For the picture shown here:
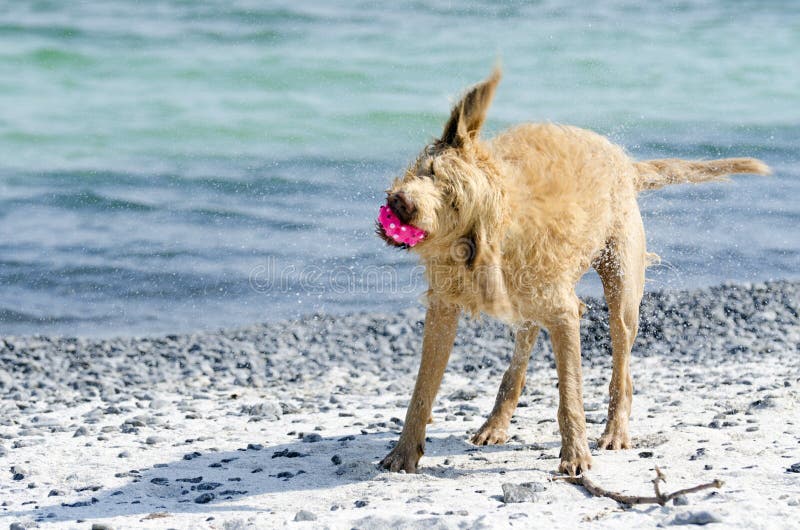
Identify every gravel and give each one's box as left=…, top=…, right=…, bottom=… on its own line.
left=0, top=281, right=795, bottom=409
left=0, top=280, right=797, bottom=528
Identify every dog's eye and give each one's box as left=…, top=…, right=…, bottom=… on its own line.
left=450, top=200, right=459, bottom=211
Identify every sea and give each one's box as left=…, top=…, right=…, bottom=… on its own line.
left=0, top=1, right=797, bottom=337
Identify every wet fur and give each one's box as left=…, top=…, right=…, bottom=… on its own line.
left=379, top=67, right=770, bottom=475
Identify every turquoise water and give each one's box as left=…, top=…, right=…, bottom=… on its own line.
left=1, top=1, right=798, bottom=336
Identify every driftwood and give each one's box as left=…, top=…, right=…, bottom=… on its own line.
left=554, top=466, right=723, bottom=506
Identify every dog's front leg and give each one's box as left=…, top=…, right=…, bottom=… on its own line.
left=472, top=321, right=539, bottom=445
left=380, top=299, right=460, bottom=473
left=548, top=315, right=592, bottom=476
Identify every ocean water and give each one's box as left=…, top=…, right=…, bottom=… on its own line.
left=0, top=1, right=798, bottom=337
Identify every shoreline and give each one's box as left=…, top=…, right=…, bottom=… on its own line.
left=1, top=279, right=798, bottom=528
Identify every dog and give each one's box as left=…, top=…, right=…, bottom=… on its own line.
left=376, top=67, right=769, bottom=476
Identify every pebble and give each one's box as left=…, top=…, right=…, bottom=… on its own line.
left=73, top=426, right=89, bottom=437
left=194, top=493, right=215, bottom=504
left=294, top=510, right=317, bottom=521
left=176, top=476, right=203, bottom=484
left=302, top=433, right=322, bottom=443
left=660, top=510, right=721, bottom=526
left=672, top=495, right=689, bottom=506
left=501, top=482, right=545, bottom=503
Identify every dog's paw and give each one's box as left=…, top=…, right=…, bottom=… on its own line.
left=597, top=426, right=631, bottom=450
left=558, top=442, right=592, bottom=477
left=379, top=441, right=424, bottom=473
left=470, top=419, right=510, bottom=445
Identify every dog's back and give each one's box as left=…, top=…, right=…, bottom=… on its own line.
left=489, top=123, right=639, bottom=287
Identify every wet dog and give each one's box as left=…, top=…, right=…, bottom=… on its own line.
left=377, top=67, right=769, bottom=475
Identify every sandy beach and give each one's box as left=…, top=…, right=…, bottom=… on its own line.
left=0, top=280, right=798, bottom=529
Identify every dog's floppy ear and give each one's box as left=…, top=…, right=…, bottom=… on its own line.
left=440, top=66, right=502, bottom=148
left=464, top=224, right=512, bottom=318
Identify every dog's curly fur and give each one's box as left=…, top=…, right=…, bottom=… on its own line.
left=378, top=67, right=770, bottom=475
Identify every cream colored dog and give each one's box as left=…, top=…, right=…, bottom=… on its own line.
left=377, top=68, right=769, bottom=475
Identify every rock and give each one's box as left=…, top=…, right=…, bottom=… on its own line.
left=673, top=495, right=689, bottom=506
left=448, top=389, right=478, bottom=401
left=183, top=451, right=202, bottom=460
left=176, top=476, right=203, bottom=484
left=331, top=455, right=342, bottom=465
left=355, top=499, right=369, bottom=508
left=149, top=399, right=169, bottom=410
left=196, top=482, right=221, bottom=491
left=240, top=401, right=281, bottom=420
left=145, top=436, right=164, bottom=445
left=302, top=433, right=322, bottom=443
left=73, top=426, right=89, bottom=437
left=501, top=482, right=545, bottom=503
left=660, top=510, right=721, bottom=526
left=272, top=449, right=306, bottom=458
left=91, top=524, right=114, bottom=530
left=294, top=510, right=317, bottom=521
left=150, top=478, right=169, bottom=486
left=787, top=463, right=800, bottom=473
left=194, top=493, right=215, bottom=504
left=117, top=451, right=130, bottom=458
left=246, top=443, right=263, bottom=451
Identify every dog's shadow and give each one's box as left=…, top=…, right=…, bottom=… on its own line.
left=7, top=430, right=547, bottom=524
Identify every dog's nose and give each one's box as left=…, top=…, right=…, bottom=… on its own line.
left=388, top=191, right=416, bottom=224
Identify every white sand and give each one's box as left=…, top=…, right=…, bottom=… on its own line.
left=2, top=352, right=799, bottom=529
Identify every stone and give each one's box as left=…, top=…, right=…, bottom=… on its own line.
left=73, top=426, right=89, bottom=437
left=194, top=493, right=215, bottom=504
left=661, top=510, right=721, bottom=526
left=672, top=495, right=689, bottom=506
left=294, top=510, right=317, bottom=521
left=501, top=482, right=545, bottom=503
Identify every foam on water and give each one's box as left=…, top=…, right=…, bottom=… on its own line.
left=0, top=1, right=798, bottom=336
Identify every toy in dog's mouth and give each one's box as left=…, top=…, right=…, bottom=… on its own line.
left=376, top=204, right=427, bottom=248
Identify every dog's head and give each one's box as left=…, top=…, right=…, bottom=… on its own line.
left=380, top=67, right=512, bottom=317
left=380, top=67, right=506, bottom=268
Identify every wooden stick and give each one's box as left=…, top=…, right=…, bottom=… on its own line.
left=553, top=467, right=723, bottom=506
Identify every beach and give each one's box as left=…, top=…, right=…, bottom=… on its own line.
left=1, top=2, right=799, bottom=528
left=1, top=280, right=798, bottom=529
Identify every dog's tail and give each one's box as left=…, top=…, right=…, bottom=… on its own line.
left=633, top=158, right=770, bottom=192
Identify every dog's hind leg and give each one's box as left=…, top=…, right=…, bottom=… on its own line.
left=594, top=216, right=646, bottom=450
left=380, top=298, right=460, bottom=473
left=471, top=321, right=539, bottom=445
